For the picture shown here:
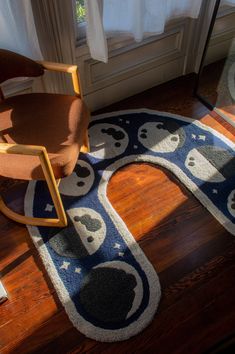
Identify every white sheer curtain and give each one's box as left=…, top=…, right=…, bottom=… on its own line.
left=85, top=0, right=203, bottom=63
left=0, top=0, right=42, bottom=59
left=31, top=0, right=77, bottom=94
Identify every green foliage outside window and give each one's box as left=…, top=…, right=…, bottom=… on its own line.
left=76, top=0, right=86, bottom=23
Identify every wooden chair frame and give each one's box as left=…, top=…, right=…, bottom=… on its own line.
left=0, top=143, right=67, bottom=227
left=0, top=60, right=90, bottom=227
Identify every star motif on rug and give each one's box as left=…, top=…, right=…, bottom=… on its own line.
left=45, top=204, right=54, bottom=212
left=60, top=261, right=70, bottom=270
left=118, top=252, right=124, bottom=257
left=198, top=135, right=206, bottom=141
left=133, top=145, right=138, bottom=149
left=118, top=118, right=123, bottom=122
left=212, top=189, right=218, bottom=194
left=114, top=243, right=121, bottom=249
left=126, top=120, right=130, bottom=124
left=75, top=267, right=82, bottom=274
left=191, top=134, right=196, bottom=140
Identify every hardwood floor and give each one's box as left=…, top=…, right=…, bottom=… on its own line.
left=1, top=74, right=235, bottom=353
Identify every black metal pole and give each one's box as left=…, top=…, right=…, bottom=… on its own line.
left=194, top=0, right=221, bottom=109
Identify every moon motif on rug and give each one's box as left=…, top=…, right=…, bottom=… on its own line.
left=49, top=207, right=106, bottom=258
left=89, top=123, right=129, bottom=159
left=25, top=109, right=235, bottom=342
left=138, top=120, right=185, bottom=153
left=185, top=146, right=235, bottom=182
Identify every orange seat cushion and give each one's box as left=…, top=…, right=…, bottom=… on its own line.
left=0, top=93, right=89, bottom=180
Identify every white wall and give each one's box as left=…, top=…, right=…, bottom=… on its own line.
left=76, top=1, right=235, bottom=111
left=204, top=8, right=235, bottom=65
left=2, top=1, right=235, bottom=109
left=76, top=17, right=197, bottom=111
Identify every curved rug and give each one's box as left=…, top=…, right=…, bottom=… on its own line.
left=25, top=109, right=235, bottom=342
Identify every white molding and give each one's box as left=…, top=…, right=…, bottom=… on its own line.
left=84, top=25, right=185, bottom=93
left=84, top=59, right=185, bottom=111
left=77, top=19, right=190, bottom=110
left=76, top=2, right=235, bottom=111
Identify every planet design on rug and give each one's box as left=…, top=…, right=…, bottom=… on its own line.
left=49, top=207, right=106, bottom=258
left=79, top=261, right=143, bottom=324
left=89, top=123, right=129, bottom=159
left=59, top=160, right=94, bottom=196
left=138, top=120, right=185, bottom=153
left=185, top=145, right=235, bottom=182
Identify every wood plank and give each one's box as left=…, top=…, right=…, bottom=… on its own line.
left=1, top=73, right=235, bottom=353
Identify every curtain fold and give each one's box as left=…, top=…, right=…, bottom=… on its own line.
left=31, top=0, right=77, bottom=94
left=0, top=0, right=42, bottom=59
left=85, top=0, right=108, bottom=63
left=85, top=0, right=204, bottom=63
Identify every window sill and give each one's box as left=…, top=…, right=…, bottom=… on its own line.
left=76, top=35, right=136, bottom=58
left=75, top=17, right=193, bottom=61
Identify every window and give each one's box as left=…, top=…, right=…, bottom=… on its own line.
left=75, top=0, right=86, bottom=41
left=76, top=0, right=85, bottom=23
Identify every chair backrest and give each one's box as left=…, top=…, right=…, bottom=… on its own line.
left=0, top=49, right=44, bottom=84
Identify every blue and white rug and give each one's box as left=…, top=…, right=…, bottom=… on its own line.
left=25, top=109, right=235, bottom=342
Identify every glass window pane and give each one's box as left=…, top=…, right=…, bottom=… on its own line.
left=76, top=0, right=86, bottom=24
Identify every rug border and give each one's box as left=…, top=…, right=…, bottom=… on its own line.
left=24, top=108, right=235, bottom=342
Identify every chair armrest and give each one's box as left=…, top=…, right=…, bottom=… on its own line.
left=0, top=142, right=46, bottom=156
left=37, top=60, right=81, bottom=97
left=0, top=142, right=53, bottom=183
left=37, top=61, right=77, bottom=74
